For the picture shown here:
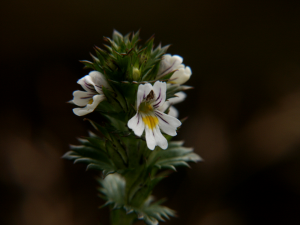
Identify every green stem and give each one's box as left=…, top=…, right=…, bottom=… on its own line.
left=110, top=208, right=136, bottom=225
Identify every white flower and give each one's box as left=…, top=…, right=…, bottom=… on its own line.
left=158, top=91, right=187, bottom=118
left=157, top=54, right=192, bottom=85
left=72, top=71, right=111, bottom=116
left=127, top=81, right=182, bottom=150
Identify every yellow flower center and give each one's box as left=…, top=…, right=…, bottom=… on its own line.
left=142, top=115, right=159, bottom=130
left=139, top=102, right=153, bottom=114
left=88, top=99, right=93, bottom=104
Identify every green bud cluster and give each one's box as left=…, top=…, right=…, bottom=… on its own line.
left=81, top=30, right=169, bottom=82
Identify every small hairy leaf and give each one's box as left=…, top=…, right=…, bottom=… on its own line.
left=148, top=141, right=202, bottom=170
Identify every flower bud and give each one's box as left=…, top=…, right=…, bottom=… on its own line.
left=132, top=67, right=141, bottom=80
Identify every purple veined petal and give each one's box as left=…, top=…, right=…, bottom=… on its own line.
left=152, top=81, right=166, bottom=109
left=137, top=83, right=152, bottom=108
left=73, top=94, right=106, bottom=116
left=77, top=75, right=97, bottom=92
left=72, top=90, right=93, bottom=106
left=89, top=71, right=111, bottom=94
left=157, top=54, right=183, bottom=77
left=137, top=90, right=144, bottom=109
left=156, top=91, right=185, bottom=117
left=127, top=113, right=145, bottom=136
left=157, top=101, right=169, bottom=114
left=153, top=98, right=162, bottom=109
left=157, top=103, right=179, bottom=118
left=155, top=110, right=181, bottom=136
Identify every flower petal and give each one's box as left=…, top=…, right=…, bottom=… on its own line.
left=170, top=66, right=192, bottom=85
left=137, top=83, right=153, bottom=108
left=127, top=113, right=145, bottom=136
left=145, top=126, right=156, bottom=150
left=157, top=92, right=186, bottom=117
left=155, top=111, right=181, bottom=136
left=77, top=75, right=96, bottom=92
left=168, top=91, right=187, bottom=105
left=158, top=54, right=183, bottom=77
left=144, top=125, right=168, bottom=150
left=157, top=101, right=169, bottom=114
left=153, top=126, right=168, bottom=149
left=168, top=106, right=179, bottom=118
left=152, top=81, right=166, bottom=109
left=72, top=90, right=94, bottom=106
left=89, top=71, right=110, bottom=94
left=157, top=103, right=179, bottom=118
left=73, top=94, right=105, bottom=116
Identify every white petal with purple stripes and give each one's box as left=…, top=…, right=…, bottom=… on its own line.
left=152, top=81, right=166, bottom=109
left=73, top=90, right=94, bottom=106
left=157, top=54, right=183, bottom=77
left=157, top=91, right=186, bottom=118
left=157, top=54, right=192, bottom=84
left=71, top=71, right=111, bottom=116
left=136, top=83, right=152, bottom=108
left=73, top=94, right=105, bottom=116
left=155, top=111, right=181, bottom=136
left=127, top=81, right=181, bottom=150
left=128, top=113, right=145, bottom=136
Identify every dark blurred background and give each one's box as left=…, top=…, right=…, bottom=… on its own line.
left=1, top=0, right=300, bottom=224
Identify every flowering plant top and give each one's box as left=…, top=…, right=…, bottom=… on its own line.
left=64, top=30, right=201, bottom=225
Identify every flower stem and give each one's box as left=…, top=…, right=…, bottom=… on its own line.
left=110, top=208, right=136, bottom=225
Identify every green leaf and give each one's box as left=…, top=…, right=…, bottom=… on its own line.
left=110, top=84, right=128, bottom=112
left=81, top=136, right=106, bottom=150
left=94, top=46, right=108, bottom=65
left=97, top=174, right=176, bottom=225
left=125, top=165, right=148, bottom=204
left=152, top=44, right=170, bottom=59
left=63, top=145, right=117, bottom=176
left=104, top=37, right=119, bottom=53
left=110, top=134, right=128, bottom=165
left=131, top=30, right=140, bottom=47
left=80, top=60, right=95, bottom=70
left=112, top=30, right=123, bottom=45
left=156, top=71, right=175, bottom=82
left=111, top=82, right=139, bottom=112
left=84, top=119, right=113, bottom=142
left=106, top=141, right=127, bottom=170
left=101, top=112, right=129, bottom=132
left=98, top=173, right=126, bottom=208
left=136, top=196, right=176, bottom=225
left=129, top=175, right=162, bottom=207
left=101, top=86, right=124, bottom=112
left=144, top=35, right=154, bottom=56
left=147, top=141, right=202, bottom=170
left=141, top=65, right=155, bottom=81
